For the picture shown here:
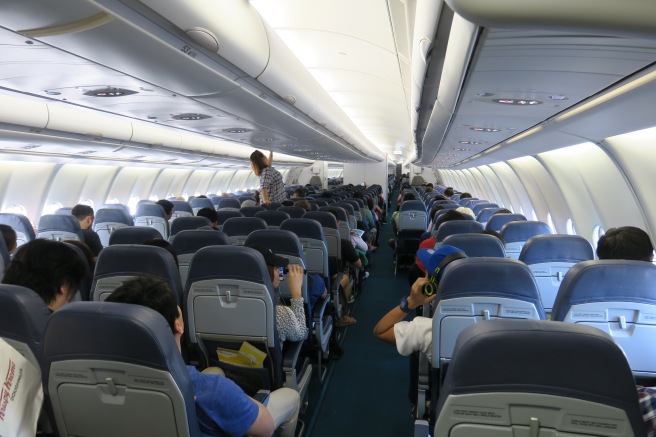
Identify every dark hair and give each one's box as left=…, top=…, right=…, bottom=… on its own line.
left=495, top=208, right=512, bottom=214
left=249, top=150, right=269, bottom=176
left=426, top=183, right=434, bottom=189
left=197, top=207, right=219, bottom=224
left=366, top=197, right=374, bottom=209
left=433, top=194, right=447, bottom=201
left=443, top=188, right=454, bottom=197
left=293, top=188, right=306, bottom=197
left=156, top=199, right=174, bottom=215
left=106, top=276, right=179, bottom=333
left=143, top=239, right=179, bottom=267
left=319, top=190, right=333, bottom=199
left=596, top=226, right=654, bottom=262
left=459, top=192, right=472, bottom=199
left=433, top=210, right=468, bottom=233
left=2, top=239, right=86, bottom=306
left=0, top=224, right=17, bottom=253
left=480, top=230, right=505, bottom=245
left=64, top=239, right=96, bottom=270
left=402, top=192, right=416, bottom=202
left=294, top=199, right=312, bottom=212
left=71, top=204, right=94, bottom=220
left=197, top=195, right=208, bottom=199
left=352, top=191, right=364, bottom=200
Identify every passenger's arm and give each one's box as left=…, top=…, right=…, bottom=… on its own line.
left=268, top=150, right=273, bottom=166
left=373, top=278, right=432, bottom=345
left=246, top=398, right=275, bottom=437
left=261, top=187, right=270, bottom=205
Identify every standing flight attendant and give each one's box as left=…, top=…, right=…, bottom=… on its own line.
left=250, top=150, right=285, bottom=205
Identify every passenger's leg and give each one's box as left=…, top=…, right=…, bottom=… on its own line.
left=267, top=387, right=300, bottom=437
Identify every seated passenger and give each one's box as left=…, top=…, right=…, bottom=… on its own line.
left=0, top=223, right=17, bottom=255
left=455, top=206, right=475, bottom=219
left=244, top=244, right=309, bottom=344
left=292, top=188, right=306, bottom=198
left=71, top=204, right=103, bottom=257
left=197, top=207, right=220, bottom=230
left=241, top=199, right=257, bottom=208
left=2, top=239, right=86, bottom=311
left=156, top=199, right=175, bottom=220
left=143, top=238, right=179, bottom=267
left=596, top=226, right=654, bottom=261
left=106, top=275, right=299, bottom=437
left=443, top=187, right=454, bottom=199
left=293, top=199, right=312, bottom=212
left=459, top=192, right=472, bottom=200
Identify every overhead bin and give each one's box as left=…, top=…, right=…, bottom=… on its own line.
left=47, top=103, right=133, bottom=141
left=0, top=94, right=49, bottom=129
left=130, top=120, right=182, bottom=149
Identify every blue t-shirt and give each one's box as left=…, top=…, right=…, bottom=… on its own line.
left=186, top=366, right=259, bottom=437
left=308, top=274, right=327, bottom=314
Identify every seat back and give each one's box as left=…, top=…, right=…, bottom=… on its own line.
left=189, top=197, right=214, bottom=214
left=441, top=233, right=506, bottom=258
left=134, top=204, right=169, bottom=239
left=398, top=200, right=427, bottom=231
left=93, top=208, right=134, bottom=247
left=334, top=202, right=357, bottom=229
left=435, top=319, right=646, bottom=437
left=255, top=210, right=291, bottom=229
left=472, top=202, right=498, bottom=216
left=261, top=202, right=283, bottom=210
left=239, top=206, right=265, bottom=217
left=318, top=206, right=350, bottom=240
left=217, top=197, right=241, bottom=210
left=500, top=220, right=553, bottom=259
left=0, top=236, right=8, bottom=282
left=519, top=234, right=594, bottom=313
left=185, top=245, right=282, bottom=392
left=280, top=219, right=329, bottom=279
left=221, top=217, right=268, bottom=245
left=484, top=213, right=526, bottom=232
left=552, top=260, right=656, bottom=378
left=475, top=207, right=501, bottom=227
left=36, top=214, right=84, bottom=241
left=215, top=210, right=244, bottom=230
left=108, top=226, right=163, bottom=245
left=434, top=221, right=484, bottom=242
left=278, top=206, right=306, bottom=218
left=91, top=245, right=183, bottom=304
left=44, top=302, right=201, bottom=437
left=0, top=212, right=35, bottom=247
left=170, top=230, right=230, bottom=286
left=170, top=200, right=193, bottom=220
left=302, top=211, right=341, bottom=272
left=432, top=257, right=545, bottom=366
left=170, top=216, right=211, bottom=236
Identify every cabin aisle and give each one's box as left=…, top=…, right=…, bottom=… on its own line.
left=306, top=191, right=416, bottom=436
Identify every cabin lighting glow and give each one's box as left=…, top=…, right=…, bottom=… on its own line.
left=492, top=99, right=542, bottom=106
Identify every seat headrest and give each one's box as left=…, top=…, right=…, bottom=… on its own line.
left=135, top=203, right=166, bottom=218
left=0, top=285, right=50, bottom=360
left=485, top=213, right=527, bottom=231
left=170, top=230, right=229, bottom=255
left=500, top=221, right=553, bottom=243
left=435, top=221, right=484, bottom=242
left=475, top=207, right=502, bottom=223
left=170, top=216, right=211, bottom=236
left=170, top=200, right=193, bottom=214
left=221, top=217, right=267, bottom=235
left=519, top=234, right=594, bottom=264
left=302, top=211, right=339, bottom=229
left=37, top=214, right=81, bottom=233
left=239, top=206, right=266, bottom=217
left=95, top=208, right=133, bottom=225
left=551, top=260, right=656, bottom=321
left=0, top=213, right=35, bottom=240
left=218, top=198, right=241, bottom=209
left=441, top=233, right=506, bottom=258
left=245, top=229, right=305, bottom=258
left=400, top=200, right=425, bottom=212
left=280, top=218, right=326, bottom=241
left=318, top=206, right=348, bottom=222
left=189, top=198, right=214, bottom=209
left=187, top=245, right=274, bottom=286
left=278, top=206, right=306, bottom=219
left=108, top=226, right=163, bottom=245
left=254, top=210, right=291, bottom=226
left=215, top=210, right=244, bottom=224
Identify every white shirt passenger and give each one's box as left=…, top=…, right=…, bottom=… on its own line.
left=393, top=316, right=433, bottom=363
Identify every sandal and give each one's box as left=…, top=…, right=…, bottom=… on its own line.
left=336, top=315, right=357, bottom=327
left=347, top=295, right=356, bottom=304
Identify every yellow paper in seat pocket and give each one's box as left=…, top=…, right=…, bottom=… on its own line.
left=239, top=341, right=266, bottom=368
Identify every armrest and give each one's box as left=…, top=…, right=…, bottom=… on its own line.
left=282, top=340, right=303, bottom=370
left=312, top=295, right=331, bottom=322
left=254, top=390, right=270, bottom=406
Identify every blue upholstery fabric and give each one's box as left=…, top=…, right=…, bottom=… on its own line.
left=170, top=200, right=193, bottom=215
left=170, top=230, right=229, bottom=256
left=245, top=229, right=305, bottom=259
left=108, top=226, right=163, bottom=244
left=318, top=206, right=348, bottom=222
left=170, top=216, right=211, bottom=236
left=434, top=221, right=484, bottom=242
left=476, top=207, right=502, bottom=223
left=255, top=210, right=291, bottom=227
left=278, top=206, right=306, bottom=219
left=37, top=214, right=84, bottom=240
left=500, top=220, right=553, bottom=243
left=189, top=197, right=214, bottom=211
left=280, top=218, right=326, bottom=241
left=473, top=203, right=498, bottom=216
left=0, top=212, right=35, bottom=244
left=221, top=217, right=268, bottom=236
left=136, top=203, right=166, bottom=219
left=551, top=260, right=656, bottom=322
left=485, top=213, right=527, bottom=232
left=519, top=234, right=594, bottom=264
left=218, top=197, right=241, bottom=209
left=441, top=233, right=506, bottom=258
left=95, top=208, right=133, bottom=226
left=215, top=210, right=244, bottom=226
left=239, top=206, right=265, bottom=217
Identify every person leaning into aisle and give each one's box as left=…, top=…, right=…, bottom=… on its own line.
left=250, top=150, right=285, bottom=205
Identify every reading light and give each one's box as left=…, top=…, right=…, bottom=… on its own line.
left=470, top=127, right=501, bottom=133
left=172, top=113, right=211, bottom=121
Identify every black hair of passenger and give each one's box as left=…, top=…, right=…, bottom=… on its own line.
left=352, top=191, right=364, bottom=199
left=2, top=239, right=86, bottom=306
left=64, top=239, right=97, bottom=270
left=433, top=194, right=446, bottom=201
left=443, top=188, right=454, bottom=197
left=106, top=275, right=179, bottom=333
left=319, top=190, right=333, bottom=198
left=596, top=226, right=654, bottom=262
left=196, top=195, right=208, bottom=199
left=495, top=208, right=512, bottom=214
left=143, top=238, right=179, bottom=267
left=293, top=188, right=306, bottom=197
left=433, top=210, right=468, bottom=232
left=0, top=224, right=17, bottom=252
left=71, top=204, right=94, bottom=220
left=459, top=192, right=472, bottom=199
left=197, top=207, right=218, bottom=224
left=156, top=199, right=174, bottom=215
left=402, top=192, right=416, bottom=202
left=480, top=229, right=505, bottom=245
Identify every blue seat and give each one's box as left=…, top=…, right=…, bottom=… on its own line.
left=170, top=230, right=230, bottom=286
left=189, top=197, right=214, bottom=214
left=434, top=221, right=484, bottom=242
left=472, top=202, right=498, bottom=216
left=552, top=260, right=656, bottom=379
left=215, top=210, right=244, bottom=230
left=218, top=197, right=241, bottom=210
left=238, top=196, right=256, bottom=204
left=44, top=302, right=201, bottom=437
left=500, top=220, right=553, bottom=259
left=278, top=206, right=306, bottom=219
left=170, top=200, right=194, bottom=220
left=255, top=210, right=291, bottom=229
left=91, top=245, right=183, bottom=304
left=485, top=213, right=526, bottom=232
left=108, top=226, right=163, bottom=245
left=302, top=211, right=342, bottom=281
left=334, top=202, right=358, bottom=230
left=54, top=207, right=73, bottom=215
left=37, top=214, right=84, bottom=241
left=170, top=216, right=211, bottom=236
left=93, top=208, right=134, bottom=247
left=458, top=197, right=477, bottom=206
left=441, top=233, right=506, bottom=258
left=134, top=203, right=169, bottom=239
left=0, top=236, right=8, bottom=282
left=318, top=206, right=350, bottom=240
left=308, top=199, right=328, bottom=208
left=261, top=202, right=283, bottom=210
left=221, top=217, right=268, bottom=245
left=0, top=213, right=34, bottom=247
left=519, top=234, right=594, bottom=312
left=239, top=206, right=265, bottom=217
left=476, top=207, right=502, bottom=226
left=398, top=200, right=427, bottom=231
left=434, top=319, right=645, bottom=437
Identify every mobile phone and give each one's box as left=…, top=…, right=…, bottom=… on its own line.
left=278, top=266, right=285, bottom=281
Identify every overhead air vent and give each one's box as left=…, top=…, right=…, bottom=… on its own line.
left=21, top=144, right=40, bottom=149
left=492, top=99, right=542, bottom=106
left=470, top=127, right=501, bottom=133
left=78, top=150, right=96, bottom=155
left=83, top=87, right=137, bottom=97
left=172, top=113, right=211, bottom=120
left=223, top=128, right=252, bottom=133
left=131, top=155, right=146, bottom=159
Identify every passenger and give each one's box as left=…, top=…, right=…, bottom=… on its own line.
left=0, top=223, right=17, bottom=255
left=480, top=229, right=505, bottom=245
left=197, top=207, right=220, bottom=230
left=253, top=190, right=261, bottom=205
left=241, top=199, right=257, bottom=208
left=249, top=150, right=285, bottom=205
left=459, top=192, right=472, bottom=200
left=293, top=199, right=312, bottom=212
left=319, top=190, right=333, bottom=199
left=2, top=239, right=86, bottom=311
left=494, top=208, right=512, bottom=214
left=143, top=238, right=179, bottom=267
left=71, top=204, right=104, bottom=257
left=106, top=275, right=299, bottom=437
left=292, top=188, right=306, bottom=198
left=244, top=244, right=309, bottom=344
left=64, top=239, right=96, bottom=272
left=596, top=226, right=654, bottom=261
left=455, top=206, right=475, bottom=219
left=156, top=199, right=175, bottom=220
left=443, top=187, right=454, bottom=198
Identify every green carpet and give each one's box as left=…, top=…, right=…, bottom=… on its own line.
left=304, top=188, right=416, bottom=436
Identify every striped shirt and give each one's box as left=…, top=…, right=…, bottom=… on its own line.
left=259, top=166, right=285, bottom=203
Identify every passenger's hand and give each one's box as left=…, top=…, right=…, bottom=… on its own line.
left=286, top=264, right=304, bottom=299
left=407, top=277, right=435, bottom=310
left=264, top=200, right=272, bottom=206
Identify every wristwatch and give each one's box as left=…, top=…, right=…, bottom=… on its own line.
left=399, top=296, right=411, bottom=313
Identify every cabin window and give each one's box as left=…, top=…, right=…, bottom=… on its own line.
left=547, top=213, right=556, bottom=233
left=105, top=198, right=119, bottom=204
left=530, top=210, right=538, bottom=221
left=149, top=195, right=159, bottom=202
left=592, top=225, right=605, bottom=248
left=3, top=204, right=27, bottom=216
left=182, top=193, right=189, bottom=201
left=42, top=202, right=63, bottom=215
left=167, top=193, right=175, bottom=199
left=194, top=191, right=201, bottom=197
left=566, top=219, right=576, bottom=235
left=79, top=199, right=94, bottom=208
left=127, top=196, right=140, bottom=216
